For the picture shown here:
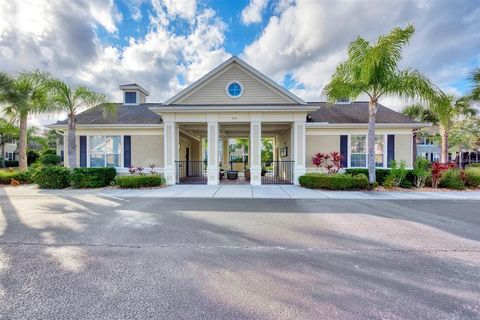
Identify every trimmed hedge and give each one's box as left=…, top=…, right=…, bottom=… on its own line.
left=299, top=173, right=369, bottom=190
left=39, top=153, right=62, bottom=165
left=115, top=175, right=165, bottom=188
left=465, top=168, right=480, bottom=188
left=71, top=167, right=117, bottom=188
left=345, top=168, right=414, bottom=185
left=34, top=166, right=71, bottom=189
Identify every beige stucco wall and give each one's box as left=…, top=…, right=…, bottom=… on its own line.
left=394, top=134, right=413, bottom=167
left=305, top=135, right=340, bottom=168
left=62, top=128, right=164, bottom=168
left=305, top=127, right=414, bottom=168
left=277, top=127, right=292, bottom=161
left=176, top=63, right=295, bottom=105
left=131, top=135, right=164, bottom=167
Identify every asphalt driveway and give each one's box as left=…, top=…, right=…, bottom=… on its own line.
left=0, top=194, right=479, bottom=319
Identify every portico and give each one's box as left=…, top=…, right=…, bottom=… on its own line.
left=154, top=107, right=314, bottom=186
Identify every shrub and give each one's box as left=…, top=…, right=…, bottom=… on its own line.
left=4, top=160, right=19, bottom=167
left=42, top=149, right=57, bottom=156
left=431, top=162, right=456, bottom=188
left=299, top=173, right=369, bottom=190
left=438, top=169, right=465, bottom=190
left=347, top=165, right=415, bottom=187
left=467, top=163, right=480, bottom=168
left=34, top=166, right=71, bottom=189
left=383, top=160, right=408, bottom=188
left=115, top=175, right=165, bottom=188
left=0, top=170, right=19, bottom=184
left=464, top=168, right=480, bottom=188
left=71, top=167, right=117, bottom=188
left=39, top=153, right=62, bottom=165
left=412, top=157, right=430, bottom=188
left=27, top=150, right=40, bottom=165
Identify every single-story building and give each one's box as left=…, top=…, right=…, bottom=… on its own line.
left=49, top=56, right=426, bottom=185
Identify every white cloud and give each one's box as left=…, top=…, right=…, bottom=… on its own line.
left=241, top=0, right=268, bottom=25
left=153, top=0, right=197, bottom=21
left=131, top=6, right=142, bottom=21
left=0, top=0, right=229, bottom=127
left=242, top=0, right=480, bottom=109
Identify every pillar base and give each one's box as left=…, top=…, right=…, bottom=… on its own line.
left=164, top=167, right=176, bottom=185
left=294, top=166, right=306, bottom=185
left=207, top=167, right=219, bottom=185
left=249, top=166, right=262, bottom=185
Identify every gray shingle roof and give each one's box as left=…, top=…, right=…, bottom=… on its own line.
left=54, top=104, right=161, bottom=125
left=52, top=101, right=416, bottom=126
left=306, top=102, right=418, bottom=124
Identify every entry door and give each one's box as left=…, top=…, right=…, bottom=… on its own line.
left=185, top=147, right=190, bottom=176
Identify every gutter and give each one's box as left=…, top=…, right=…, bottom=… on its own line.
left=305, top=122, right=432, bottom=129
left=47, top=124, right=164, bottom=129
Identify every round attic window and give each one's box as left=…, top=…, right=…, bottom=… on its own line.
left=226, top=81, right=243, bottom=99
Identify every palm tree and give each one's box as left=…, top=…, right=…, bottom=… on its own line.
left=430, top=94, right=476, bottom=162
left=48, top=79, right=111, bottom=168
left=323, top=24, right=437, bottom=184
left=1, top=70, right=52, bottom=169
left=402, top=104, right=438, bottom=123
left=471, top=68, right=480, bottom=102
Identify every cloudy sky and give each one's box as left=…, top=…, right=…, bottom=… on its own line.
left=1, top=0, right=479, bottom=126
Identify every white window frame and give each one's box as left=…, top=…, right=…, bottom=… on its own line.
left=347, top=134, right=388, bottom=169
left=87, top=135, right=123, bottom=168
left=225, top=80, right=244, bottom=99
left=5, top=152, right=15, bottom=161
left=124, top=91, right=138, bottom=105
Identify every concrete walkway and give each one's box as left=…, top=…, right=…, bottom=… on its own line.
left=2, top=184, right=480, bottom=200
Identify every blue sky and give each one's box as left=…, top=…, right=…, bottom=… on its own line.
left=1, top=0, right=479, bottom=120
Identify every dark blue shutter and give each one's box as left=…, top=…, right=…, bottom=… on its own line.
left=340, top=135, right=348, bottom=168
left=79, top=136, right=87, bottom=167
left=387, top=135, right=395, bottom=167
left=124, top=136, right=131, bottom=168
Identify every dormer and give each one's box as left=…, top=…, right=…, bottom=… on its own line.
left=119, top=83, right=150, bottom=105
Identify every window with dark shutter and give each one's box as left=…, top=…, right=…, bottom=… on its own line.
left=387, top=135, right=395, bottom=167
left=340, top=135, right=348, bottom=168
left=79, top=136, right=87, bottom=167
left=124, top=136, right=131, bottom=168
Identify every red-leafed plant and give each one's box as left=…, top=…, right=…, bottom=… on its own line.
left=329, top=152, right=342, bottom=173
left=312, top=153, right=326, bottom=168
left=431, top=162, right=456, bottom=188
left=312, top=151, right=343, bottom=174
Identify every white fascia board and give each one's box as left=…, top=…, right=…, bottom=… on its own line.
left=150, top=105, right=318, bottom=113
left=305, top=122, right=432, bottom=129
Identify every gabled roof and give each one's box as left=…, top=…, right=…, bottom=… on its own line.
left=164, top=56, right=307, bottom=105
left=307, top=102, right=419, bottom=124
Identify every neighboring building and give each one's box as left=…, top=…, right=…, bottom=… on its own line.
left=49, top=56, right=426, bottom=185
left=1, top=137, right=19, bottom=161
left=417, top=136, right=441, bottom=162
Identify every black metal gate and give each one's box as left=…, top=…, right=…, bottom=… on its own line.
left=261, top=160, right=294, bottom=184
left=175, top=161, right=207, bottom=184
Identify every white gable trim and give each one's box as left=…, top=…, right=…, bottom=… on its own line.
left=164, top=56, right=307, bottom=105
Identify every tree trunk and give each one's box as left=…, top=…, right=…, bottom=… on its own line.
left=0, top=135, right=5, bottom=167
left=439, top=125, right=449, bottom=163
left=367, top=100, right=377, bottom=185
left=412, top=132, right=417, bottom=163
left=18, top=114, right=28, bottom=169
left=67, top=116, right=77, bottom=168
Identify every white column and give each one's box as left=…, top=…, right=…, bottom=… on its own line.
left=163, top=119, right=178, bottom=185
left=207, top=118, right=219, bottom=185
left=249, top=117, right=262, bottom=185
left=293, top=118, right=306, bottom=185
